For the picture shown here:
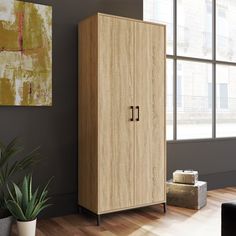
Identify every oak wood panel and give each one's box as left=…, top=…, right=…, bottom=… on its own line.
left=78, top=15, right=98, bottom=213
left=11, top=187, right=236, bottom=236
left=134, top=22, right=166, bottom=205
left=97, top=13, right=165, bottom=29
left=98, top=15, right=135, bottom=213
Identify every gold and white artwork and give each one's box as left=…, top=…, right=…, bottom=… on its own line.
left=0, top=0, right=52, bottom=106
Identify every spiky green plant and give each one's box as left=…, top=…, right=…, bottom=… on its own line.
left=6, top=175, right=52, bottom=221
left=0, top=138, right=40, bottom=208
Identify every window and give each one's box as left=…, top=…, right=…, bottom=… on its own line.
left=216, top=1, right=236, bottom=62
left=216, top=65, right=236, bottom=137
left=208, top=82, right=212, bottom=109
left=219, top=83, right=228, bottom=109
left=177, top=76, right=182, bottom=108
left=144, top=0, right=236, bottom=140
left=177, top=61, right=212, bottom=139
left=166, top=59, right=174, bottom=140
left=177, top=0, right=212, bottom=59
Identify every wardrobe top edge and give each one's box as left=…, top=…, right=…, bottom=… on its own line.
left=78, top=12, right=166, bottom=28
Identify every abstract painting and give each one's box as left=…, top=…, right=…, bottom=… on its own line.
left=0, top=0, right=52, bottom=106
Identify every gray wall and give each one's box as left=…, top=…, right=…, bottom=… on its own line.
left=168, top=139, right=236, bottom=189
left=1, top=0, right=235, bottom=218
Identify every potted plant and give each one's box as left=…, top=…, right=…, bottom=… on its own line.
left=0, top=138, right=40, bottom=236
left=6, top=175, right=52, bottom=236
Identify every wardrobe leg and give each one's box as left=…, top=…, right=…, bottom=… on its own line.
left=163, top=203, right=167, bottom=213
left=97, top=215, right=101, bottom=226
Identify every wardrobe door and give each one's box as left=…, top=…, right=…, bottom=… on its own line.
left=98, top=15, right=135, bottom=213
left=134, top=22, right=166, bottom=205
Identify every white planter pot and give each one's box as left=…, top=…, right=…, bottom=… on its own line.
left=17, top=219, right=37, bottom=236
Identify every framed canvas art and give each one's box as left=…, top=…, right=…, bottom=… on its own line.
left=0, top=0, right=52, bottom=106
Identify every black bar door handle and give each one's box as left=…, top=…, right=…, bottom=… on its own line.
left=136, top=106, right=140, bottom=121
left=130, top=106, right=134, bottom=121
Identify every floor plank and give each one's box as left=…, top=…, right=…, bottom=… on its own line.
left=11, top=187, right=236, bottom=236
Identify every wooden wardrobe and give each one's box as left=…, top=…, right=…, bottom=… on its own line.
left=78, top=13, right=166, bottom=225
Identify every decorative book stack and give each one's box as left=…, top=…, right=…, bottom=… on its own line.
left=167, top=170, right=207, bottom=210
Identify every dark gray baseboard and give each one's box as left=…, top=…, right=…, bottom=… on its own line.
left=201, top=170, right=236, bottom=190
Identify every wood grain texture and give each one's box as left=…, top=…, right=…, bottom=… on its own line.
left=134, top=22, right=166, bottom=205
left=11, top=187, right=236, bottom=236
left=97, top=13, right=166, bottom=29
left=78, top=15, right=98, bottom=212
left=79, top=13, right=166, bottom=215
left=98, top=14, right=135, bottom=213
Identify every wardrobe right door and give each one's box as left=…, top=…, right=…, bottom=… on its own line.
left=134, top=21, right=166, bottom=206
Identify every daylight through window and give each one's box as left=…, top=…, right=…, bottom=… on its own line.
left=144, top=0, right=236, bottom=140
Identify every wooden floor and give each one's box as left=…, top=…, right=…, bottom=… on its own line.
left=11, top=187, right=236, bottom=236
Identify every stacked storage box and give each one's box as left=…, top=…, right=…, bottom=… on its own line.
left=167, top=170, right=207, bottom=210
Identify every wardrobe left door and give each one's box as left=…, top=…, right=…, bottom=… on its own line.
left=98, top=15, right=135, bottom=213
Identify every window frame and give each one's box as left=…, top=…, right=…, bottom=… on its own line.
left=164, top=0, right=236, bottom=141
